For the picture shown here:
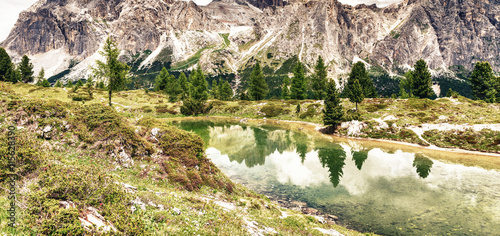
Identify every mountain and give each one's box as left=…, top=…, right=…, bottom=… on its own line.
left=2, top=0, right=500, bottom=87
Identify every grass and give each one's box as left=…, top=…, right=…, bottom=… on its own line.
left=0, top=81, right=370, bottom=235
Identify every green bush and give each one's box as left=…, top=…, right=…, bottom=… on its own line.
left=299, top=106, right=316, bottom=119
left=406, top=98, right=436, bottom=110
left=155, top=105, right=178, bottom=115
left=260, top=105, right=283, bottom=117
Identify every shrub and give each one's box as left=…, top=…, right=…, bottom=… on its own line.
left=365, top=104, right=388, bottom=112
left=406, top=98, right=436, bottom=110
left=260, top=105, right=283, bottom=117
left=299, top=106, right=316, bottom=119
left=155, top=105, right=178, bottom=115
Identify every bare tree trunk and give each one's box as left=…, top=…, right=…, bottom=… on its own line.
left=109, top=90, right=112, bottom=107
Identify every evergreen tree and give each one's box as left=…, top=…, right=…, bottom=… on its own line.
left=37, top=68, right=45, bottom=83
left=249, top=62, right=268, bottom=100
left=66, top=81, right=73, bottom=88
left=154, top=67, right=170, bottom=92
left=323, top=80, right=343, bottom=132
left=0, top=48, right=14, bottom=82
left=219, top=81, right=233, bottom=101
left=76, top=79, right=84, bottom=88
left=92, top=37, right=130, bottom=106
left=19, top=55, right=34, bottom=83
left=470, top=61, right=497, bottom=103
left=347, top=62, right=377, bottom=99
left=178, top=72, right=190, bottom=100
left=399, top=71, right=413, bottom=98
left=86, top=76, right=94, bottom=98
left=181, top=66, right=211, bottom=115
left=296, top=103, right=301, bottom=114
left=411, top=59, right=434, bottom=99
left=211, top=79, right=220, bottom=99
left=40, top=79, right=50, bottom=87
left=98, top=81, right=105, bottom=89
left=350, top=79, right=364, bottom=111
left=55, top=80, right=63, bottom=88
left=312, top=56, right=327, bottom=100
left=281, top=76, right=291, bottom=100
left=291, top=63, right=307, bottom=100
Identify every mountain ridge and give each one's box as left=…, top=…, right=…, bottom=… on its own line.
left=2, top=0, right=500, bottom=84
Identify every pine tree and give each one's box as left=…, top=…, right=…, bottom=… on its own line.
left=411, top=59, right=434, bottom=99
left=281, top=76, right=291, bottom=100
left=470, top=61, right=497, bottom=103
left=211, top=79, right=220, bottom=100
left=86, top=76, right=94, bottom=98
left=19, top=55, right=34, bottom=83
left=76, top=79, right=84, bottom=88
left=154, top=67, right=170, bottom=92
left=98, top=81, right=105, bottom=89
left=37, top=68, right=45, bottom=84
left=323, top=80, right=343, bottom=132
left=350, top=79, right=364, bottom=111
left=291, top=63, right=307, bottom=100
left=66, top=81, right=73, bottom=88
left=178, top=72, right=190, bottom=100
left=219, top=81, right=233, bottom=101
left=181, top=66, right=211, bottom=115
left=312, top=56, right=327, bottom=100
left=40, top=79, right=50, bottom=87
left=92, top=37, right=130, bottom=106
left=347, top=62, right=377, bottom=99
left=399, top=71, right=413, bottom=98
left=249, top=62, right=268, bottom=101
left=0, top=48, right=14, bottom=82
left=55, top=80, right=63, bottom=88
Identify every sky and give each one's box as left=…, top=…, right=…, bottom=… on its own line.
left=0, top=0, right=402, bottom=43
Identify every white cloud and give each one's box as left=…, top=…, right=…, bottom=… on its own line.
left=0, top=0, right=38, bottom=43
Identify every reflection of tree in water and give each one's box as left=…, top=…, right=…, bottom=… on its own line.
left=175, top=120, right=215, bottom=144
left=413, top=154, right=433, bottom=178
left=292, top=132, right=309, bottom=163
left=352, top=150, right=369, bottom=170
left=317, top=145, right=346, bottom=187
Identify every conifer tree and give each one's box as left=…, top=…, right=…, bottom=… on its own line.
left=154, top=67, right=170, bottom=92
left=470, top=61, right=498, bottom=103
left=346, top=62, right=377, bottom=99
left=0, top=48, right=14, bottom=82
left=411, top=59, right=434, bottom=99
left=219, top=81, right=233, bottom=101
left=40, top=79, right=50, bottom=87
left=291, top=63, right=307, bottom=100
left=181, top=66, right=211, bottom=115
left=76, top=79, right=84, bottom=88
left=66, top=81, right=73, bottom=88
left=211, top=79, right=220, bottom=99
left=37, top=68, right=45, bottom=83
left=249, top=62, right=268, bottom=100
left=350, top=79, right=364, bottom=111
left=92, top=37, right=130, bottom=106
left=19, top=55, right=34, bottom=83
left=281, top=76, right=291, bottom=100
left=323, top=80, right=343, bottom=133
left=55, top=80, right=63, bottom=88
left=178, top=72, right=190, bottom=100
left=312, top=56, right=327, bottom=100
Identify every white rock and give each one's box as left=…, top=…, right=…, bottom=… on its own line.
left=173, top=208, right=181, bottom=215
left=43, top=125, right=52, bottom=133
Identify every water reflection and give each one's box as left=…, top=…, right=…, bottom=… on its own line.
left=413, top=154, right=433, bottom=178
left=317, top=145, right=346, bottom=187
left=175, top=121, right=500, bottom=235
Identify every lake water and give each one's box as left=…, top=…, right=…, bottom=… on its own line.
left=173, top=119, right=500, bottom=235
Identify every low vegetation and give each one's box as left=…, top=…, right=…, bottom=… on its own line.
left=0, top=81, right=367, bottom=235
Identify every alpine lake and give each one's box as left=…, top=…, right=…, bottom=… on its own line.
left=172, top=118, right=500, bottom=236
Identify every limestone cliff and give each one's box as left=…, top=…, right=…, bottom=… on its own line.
left=1, top=0, right=500, bottom=82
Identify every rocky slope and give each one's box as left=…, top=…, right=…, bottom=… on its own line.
left=2, top=0, right=500, bottom=83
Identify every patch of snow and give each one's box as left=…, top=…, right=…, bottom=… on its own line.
left=229, top=26, right=252, bottom=38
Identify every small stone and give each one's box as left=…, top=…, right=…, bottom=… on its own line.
left=173, top=208, right=181, bottom=215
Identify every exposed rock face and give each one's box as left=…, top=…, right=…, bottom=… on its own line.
left=2, top=0, right=500, bottom=81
